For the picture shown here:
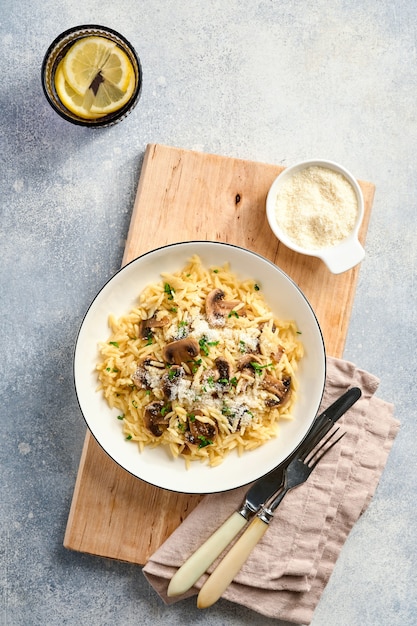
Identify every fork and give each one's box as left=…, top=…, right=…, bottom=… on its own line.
left=167, top=389, right=360, bottom=599
left=197, top=427, right=345, bottom=609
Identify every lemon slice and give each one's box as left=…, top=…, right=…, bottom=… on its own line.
left=55, top=36, right=136, bottom=118
left=54, top=60, right=106, bottom=119
left=62, top=36, right=133, bottom=95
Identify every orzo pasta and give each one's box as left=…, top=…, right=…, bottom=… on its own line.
left=96, top=255, right=304, bottom=467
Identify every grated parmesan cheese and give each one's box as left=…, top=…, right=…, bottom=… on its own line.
left=236, top=328, right=260, bottom=352
left=176, top=378, right=197, bottom=408
left=189, top=314, right=221, bottom=342
left=275, top=165, right=358, bottom=250
left=139, top=366, right=163, bottom=390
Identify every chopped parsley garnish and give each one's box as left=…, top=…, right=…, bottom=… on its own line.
left=170, top=306, right=177, bottom=312
left=109, top=341, right=119, bottom=348
left=230, top=376, right=238, bottom=387
left=190, top=358, right=203, bottom=373
left=218, top=378, right=229, bottom=385
left=106, top=367, right=119, bottom=373
left=199, top=336, right=219, bottom=356
left=126, top=434, right=132, bottom=440
left=239, top=340, right=246, bottom=353
left=168, top=367, right=177, bottom=380
left=212, top=269, right=219, bottom=273
left=164, top=283, right=175, bottom=300
left=145, top=337, right=153, bottom=346
left=177, top=422, right=186, bottom=432
left=198, top=435, right=213, bottom=448
left=251, top=362, right=274, bottom=375
left=207, top=376, right=215, bottom=387
left=117, top=414, right=124, bottom=420
left=188, top=413, right=196, bottom=422
left=254, top=283, right=260, bottom=291
left=228, top=310, right=239, bottom=318
left=178, top=320, right=188, bottom=327
left=161, top=405, right=170, bottom=416
left=199, top=337, right=209, bottom=355
left=221, top=404, right=233, bottom=416
left=297, top=330, right=302, bottom=334
left=132, top=400, right=138, bottom=408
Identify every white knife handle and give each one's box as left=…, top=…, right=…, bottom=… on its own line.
left=167, top=511, right=247, bottom=597
left=197, top=516, right=269, bottom=609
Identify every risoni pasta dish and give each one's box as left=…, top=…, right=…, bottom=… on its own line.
left=96, top=255, right=304, bottom=467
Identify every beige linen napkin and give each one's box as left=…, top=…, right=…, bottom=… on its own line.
left=143, top=356, right=400, bottom=624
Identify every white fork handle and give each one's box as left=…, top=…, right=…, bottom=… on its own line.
left=167, top=511, right=247, bottom=597
left=197, top=516, right=269, bottom=609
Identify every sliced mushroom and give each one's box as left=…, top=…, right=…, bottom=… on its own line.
left=143, top=400, right=170, bottom=437
left=138, top=313, right=169, bottom=339
left=163, top=337, right=200, bottom=365
left=132, top=357, right=164, bottom=389
left=225, top=403, right=253, bottom=432
left=236, top=354, right=262, bottom=372
left=262, top=375, right=292, bottom=407
left=205, top=289, right=246, bottom=327
left=185, top=410, right=218, bottom=447
left=271, top=345, right=285, bottom=363
left=214, top=356, right=231, bottom=382
left=161, top=365, right=183, bottom=400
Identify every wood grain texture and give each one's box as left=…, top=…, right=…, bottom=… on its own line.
left=64, top=143, right=375, bottom=564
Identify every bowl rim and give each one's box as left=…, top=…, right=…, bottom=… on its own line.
left=73, top=240, right=326, bottom=493
left=266, top=159, right=364, bottom=255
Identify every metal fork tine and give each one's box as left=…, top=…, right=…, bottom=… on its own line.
left=307, top=429, right=346, bottom=469
left=261, top=426, right=346, bottom=520
left=298, top=418, right=335, bottom=460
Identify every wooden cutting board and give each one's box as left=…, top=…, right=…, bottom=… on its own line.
left=64, top=143, right=375, bottom=564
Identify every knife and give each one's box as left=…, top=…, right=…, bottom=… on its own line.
left=197, top=428, right=346, bottom=609
left=167, top=386, right=361, bottom=597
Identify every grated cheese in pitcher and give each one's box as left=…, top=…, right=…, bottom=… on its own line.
left=275, top=166, right=358, bottom=250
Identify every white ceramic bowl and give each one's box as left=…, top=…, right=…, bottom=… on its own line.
left=266, top=160, right=365, bottom=274
left=74, top=241, right=326, bottom=494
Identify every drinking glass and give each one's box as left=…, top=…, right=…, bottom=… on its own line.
left=41, top=24, right=142, bottom=127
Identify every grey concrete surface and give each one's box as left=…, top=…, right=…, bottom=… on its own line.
left=1, top=1, right=416, bottom=625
